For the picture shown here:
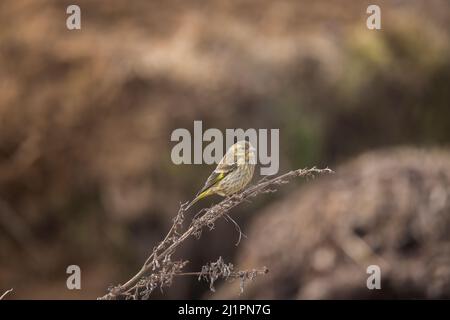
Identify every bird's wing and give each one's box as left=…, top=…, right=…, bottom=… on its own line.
left=196, top=162, right=237, bottom=196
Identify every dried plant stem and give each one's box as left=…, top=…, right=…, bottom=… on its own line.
left=100, top=167, right=332, bottom=299
left=175, top=268, right=269, bottom=281
left=0, top=288, right=13, bottom=300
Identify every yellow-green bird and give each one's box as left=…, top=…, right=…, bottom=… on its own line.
left=185, top=140, right=256, bottom=210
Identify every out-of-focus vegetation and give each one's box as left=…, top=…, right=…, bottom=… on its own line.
left=217, top=148, right=450, bottom=299
left=0, top=0, right=449, bottom=298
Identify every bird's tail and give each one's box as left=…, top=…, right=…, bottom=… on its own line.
left=184, top=189, right=213, bottom=211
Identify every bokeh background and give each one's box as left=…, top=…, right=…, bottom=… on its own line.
left=1, top=0, right=450, bottom=299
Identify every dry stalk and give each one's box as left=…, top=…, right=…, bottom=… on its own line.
left=99, top=167, right=332, bottom=299
left=0, top=288, right=13, bottom=300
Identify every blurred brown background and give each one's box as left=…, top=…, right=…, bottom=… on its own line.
left=1, top=0, right=450, bottom=299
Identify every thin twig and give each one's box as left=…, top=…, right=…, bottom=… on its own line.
left=0, top=288, right=13, bottom=300
left=224, top=213, right=247, bottom=246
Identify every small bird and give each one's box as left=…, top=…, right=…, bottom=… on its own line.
left=185, top=140, right=256, bottom=210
